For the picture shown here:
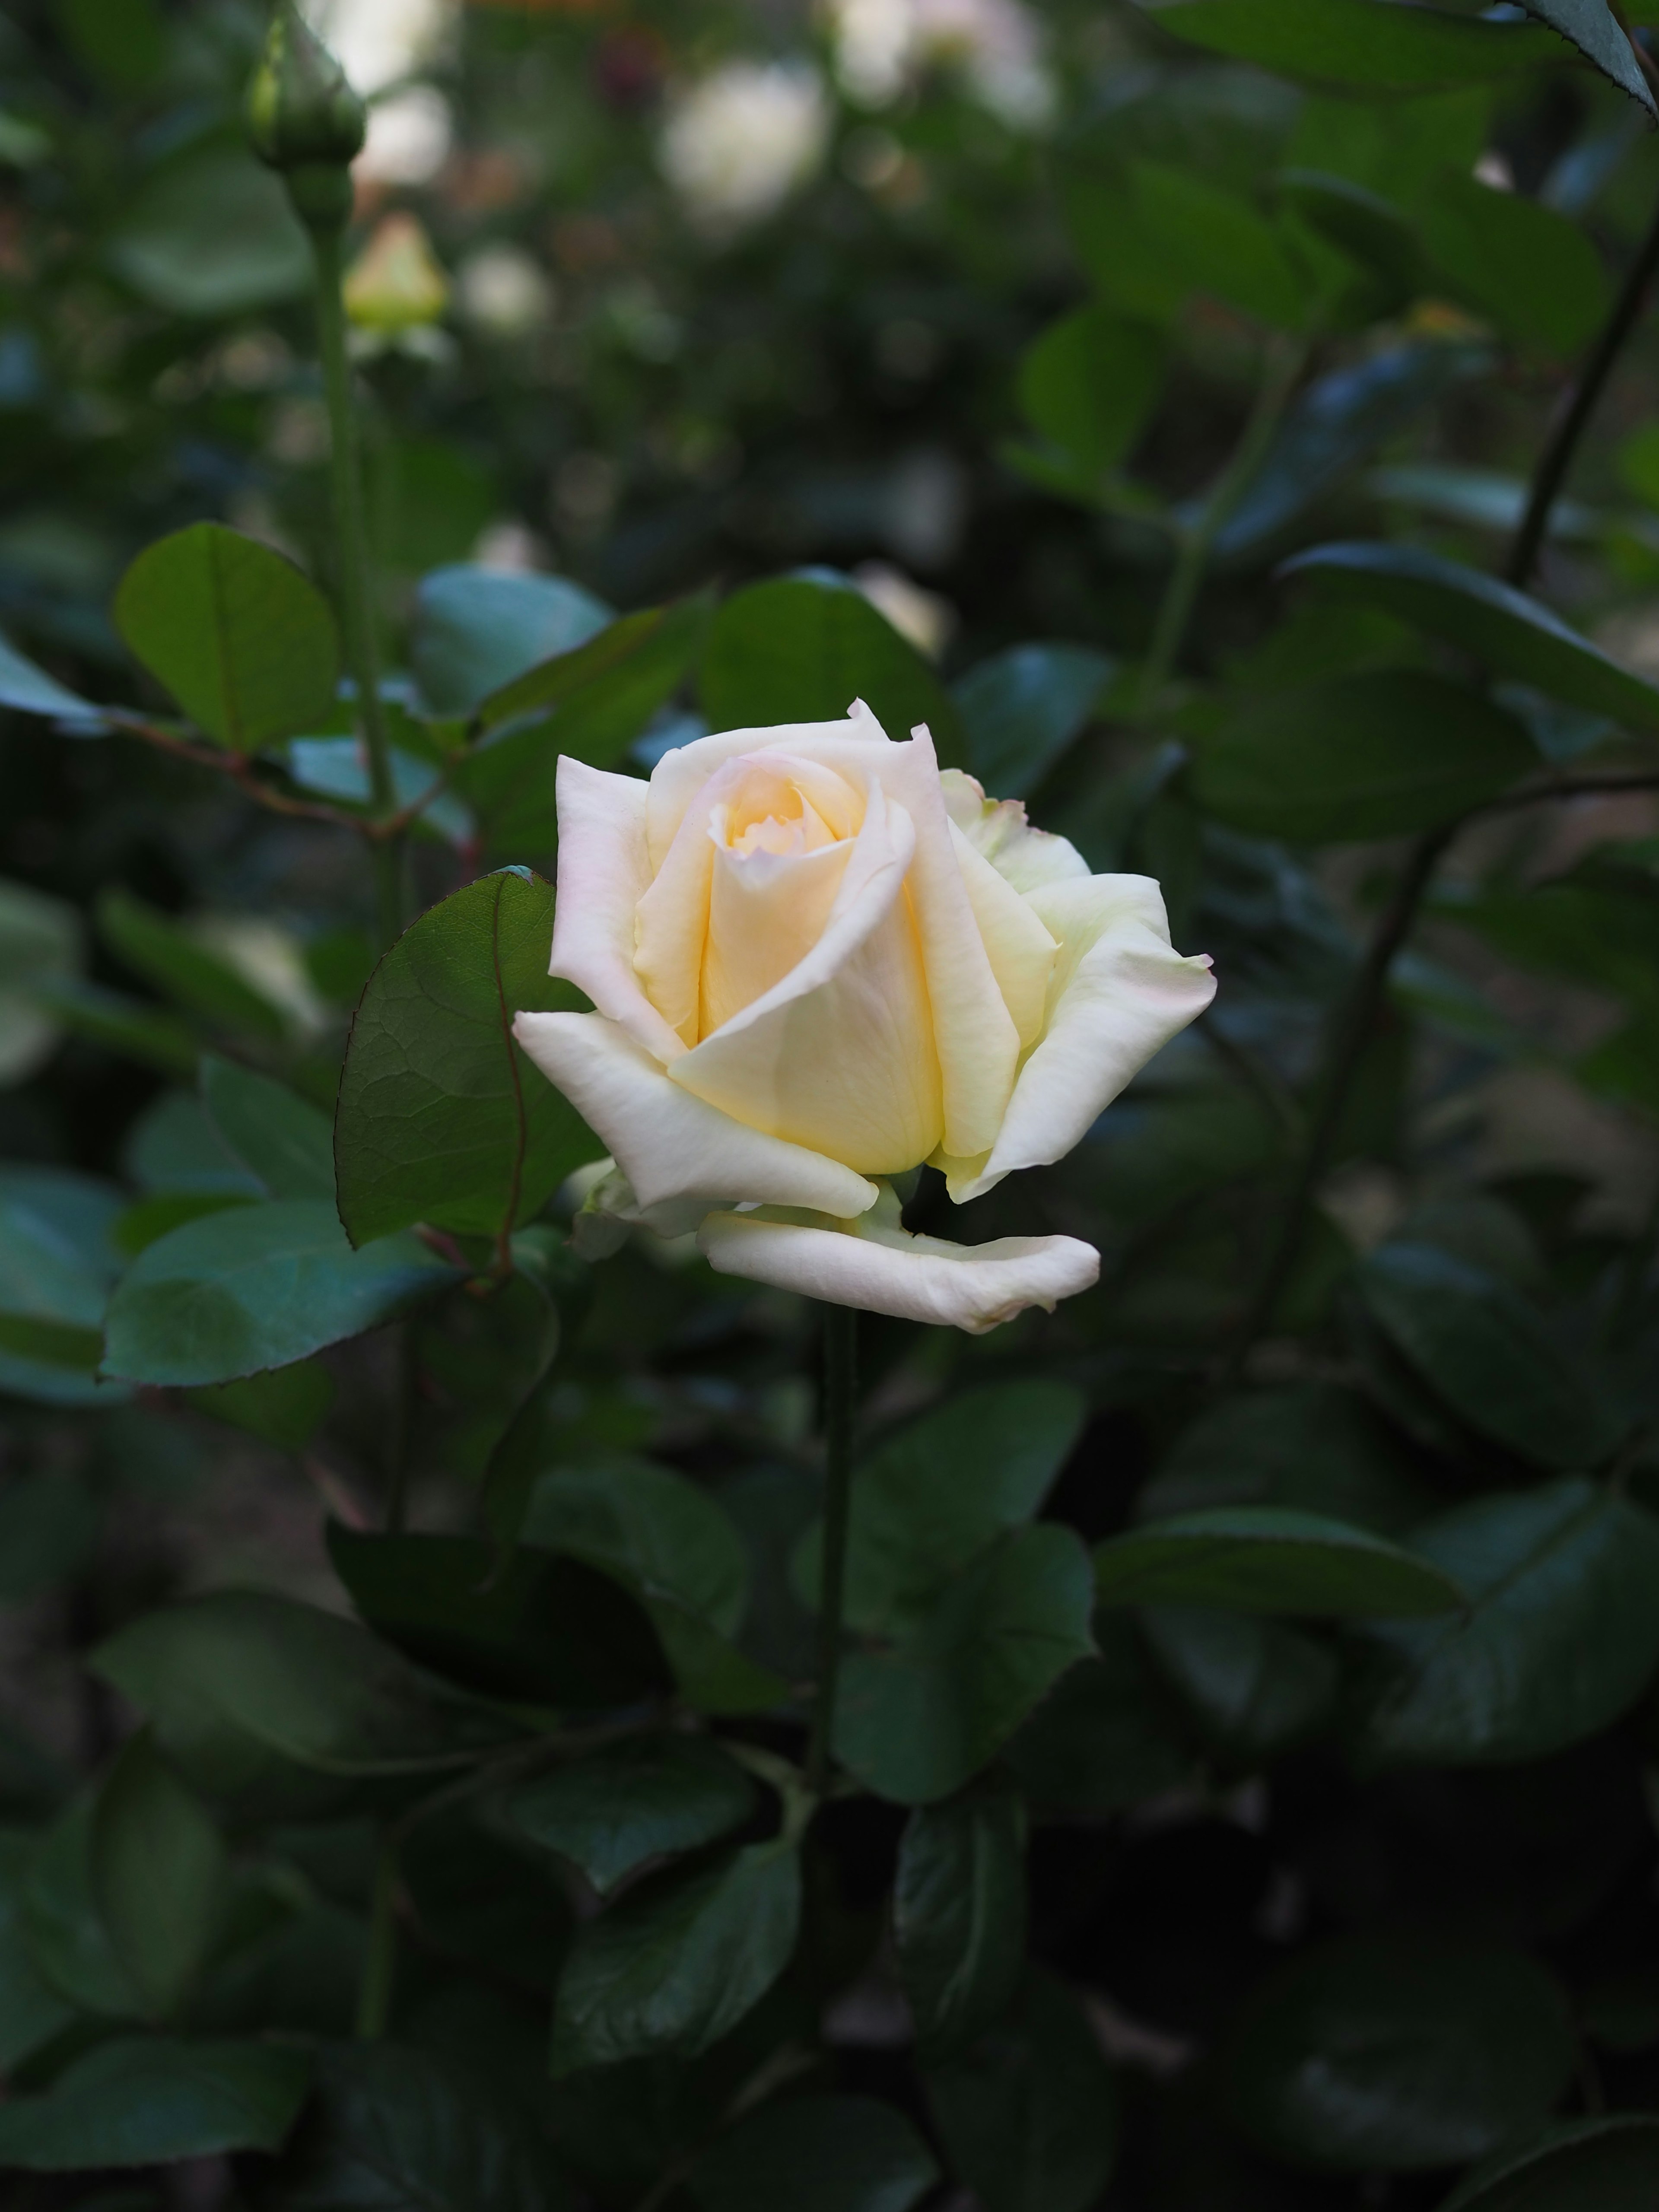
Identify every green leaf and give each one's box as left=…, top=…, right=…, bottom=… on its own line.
left=1279, top=171, right=1424, bottom=316
left=1138, top=1382, right=1434, bottom=1535
left=1093, top=1505, right=1462, bottom=1617
left=1220, top=1928, right=1577, bottom=2171
left=92, top=1590, right=514, bottom=1818
left=508, top=1735, right=757, bottom=1897
left=1350, top=1476, right=1659, bottom=1765
left=1525, top=0, right=1656, bottom=109
left=1282, top=541, right=1659, bottom=732
left=200, top=1055, right=335, bottom=1200
left=326, top=1525, right=669, bottom=1710
left=953, top=645, right=1114, bottom=801
left=411, top=564, right=611, bottom=719
left=28, top=977, right=198, bottom=1077
left=23, top=1796, right=143, bottom=2017
left=689, top=2094, right=940, bottom=2212
left=95, top=889, right=289, bottom=1041
left=186, top=1359, right=335, bottom=1450
left=114, top=523, right=339, bottom=751
left=0, top=2035, right=312, bottom=2169
left=335, top=869, right=599, bottom=1247
left=107, top=141, right=311, bottom=316
left=101, top=1199, right=458, bottom=1387
left=0, top=1834, right=74, bottom=2070
left=923, top=1969, right=1119, bottom=2212
left=1357, top=1241, right=1624, bottom=1471
left=0, top=1167, right=125, bottom=1407
left=0, top=627, right=105, bottom=727
left=1141, top=1607, right=1338, bottom=1762
left=0, top=876, right=81, bottom=1085
left=91, top=1730, right=227, bottom=2021
left=895, top=1774, right=1026, bottom=2055
left=794, top=1381, right=1088, bottom=1637
left=1192, top=673, right=1535, bottom=842
left=1017, top=307, right=1163, bottom=477
left=701, top=573, right=965, bottom=767
left=550, top=1840, right=801, bottom=2076
left=1004, top=1613, right=1196, bottom=1813
left=1130, top=162, right=1309, bottom=331
left=270, top=2040, right=559, bottom=2212
left=1153, top=0, right=1558, bottom=91
left=1421, top=172, right=1611, bottom=356
left=1440, top=2118, right=1659, bottom=2211
left=524, top=1462, right=785, bottom=1715
left=834, top=1526, right=1096, bottom=1805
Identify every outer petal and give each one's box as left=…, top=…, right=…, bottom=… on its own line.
left=548, top=758, right=686, bottom=1064
left=943, top=874, right=1216, bottom=1201
left=940, top=769, right=1090, bottom=893
left=697, top=1207, right=1100, bottom=1335
left=513, top=1010, right=878, bottom=1217
left=948, top=820, right=1056, bottom=1049
left=668, top=783, right=943, bottom=1175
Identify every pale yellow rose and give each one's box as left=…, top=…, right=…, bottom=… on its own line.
left=514, top=703, right=1216, bottom=1332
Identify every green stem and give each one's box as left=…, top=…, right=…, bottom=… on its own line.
left=309, top=225, right=404, bottom=950
left=1137, top=337, right=1307, bottom=712
left=383, top=1320, right=417, bottom=1532
left=806, top=1304, right=857, bottom=1799
left=355, top=1834, right=399, bottom=2039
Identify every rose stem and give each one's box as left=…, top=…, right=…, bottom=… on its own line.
left=806, top=1303, right=858, bottom=1797
left=354, top=1831, right=400, bottom=2039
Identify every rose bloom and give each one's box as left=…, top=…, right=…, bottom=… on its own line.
left=515, top=705, right=1216, bottom=1332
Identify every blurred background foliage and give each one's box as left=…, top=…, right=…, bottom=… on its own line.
left=8, top=0, right=1659, bottom=2206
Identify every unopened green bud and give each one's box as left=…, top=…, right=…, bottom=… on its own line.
left=247, top=3, right=365, bottom=226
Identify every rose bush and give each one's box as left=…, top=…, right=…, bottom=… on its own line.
left=514, top=702, right=1216, bottom=1330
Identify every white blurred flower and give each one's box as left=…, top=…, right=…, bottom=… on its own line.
left=852, top=561, right=957, bottom=660
left=457, top=244, right=556, bottom=337
left=357, top=86, right=453, bottom=186
left=827, top=0, right=1055, bottom=129
left=659, top=61, right=830, bottom=238
left=301, top=0, right=454, bottom=95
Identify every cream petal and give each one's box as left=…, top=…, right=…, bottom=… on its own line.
left=940, top=768, right=1090, bottom=893
left=645, top=707, right=887, bottom=869
left=668, top=783, right=943, bottom=1176
left=697, top=1207, right=1100, bottom=1335
left=949, top=820, right=1057, bottom=1049
left=944, top=874, right=1217, bottom=1202
left=512, top=1010, right=878, bottom=1217
left=548, top=759, right=686, bottom=1063
left=701, top=833, right=853, bottom=1038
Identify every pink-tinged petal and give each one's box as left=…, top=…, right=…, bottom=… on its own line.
left=512, top=1009, right=878, bottom=1218
left=944, top=874, right=1217, bottom=1202
left=549, top=758, right=686, bottom=1065
left=697, top=1208, right=1100, bottom=1335
left=668, top=783, right=943, bottom=1175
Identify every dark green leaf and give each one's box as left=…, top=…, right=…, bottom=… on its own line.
left=1357, top=1241, right=1623, bottom=1470
left=1440, top=2117, right=1659, bottom=2211
left=1522, top=0, right=1656, bottom=110
left=0, top=2035, right=312, bottom=2169
left=924, top=1969, right=1119, bottom=2212
left=701, top=573, right=965, bottom=766
left=1141, top=1608, right=1338, bottom=1762
left=690, top=2094, right=939, bottom=2212
left=95, top=889, right=289, bottom=1040
left=270, top=2040, right=559, bottom=2212
left=794, top=1381, right=1088, bottom=1636
left=1220, top=1928, right=1577, bottom=2171
left=1138, top=1382, right=1434, bottom=1534
left=1005, top=1613, right=1196, bottom=1813
left=28, top=976, right=198, bottom=1077
left=953, top=644, right=1114, bottom=801
left=23, top=1796, right=143, bottom=2017
left=92, top=1590, right=514, bottom=1818
left=186, top=1358, right=335, bottom=1449
left=550, top=1840, right=800, bottom=2075
left=1282, top=541, right=1659, bottom=732
left=335, top=869, right=598, bottom=1247
left=1094, top=1505, right=1462, bottom=1617
left=895, top=1774, right=1026, bottom=2054
left=1350, top=1477, right=1659, bottom=1765
left=201, top=1055, right=334, bottom=1200
left=508, top=1736, right=757, bottom=1896
left=0, top=1166, right=125, bottom=1406
left=101, top=1199, right=457, bottom=1387
left=1279, top=171, right=1423, bottom=313
left=1131, top=162, right=1309, bottom=330
left=1154, top=0, right=1557, bottom=91
left=326, top=1525, right=669, bottom=1710
left=1017, top=307, right=1163, bottom=477
left=113, top=523, right=338, bottom=751
left=834, top=1526, right=1096, bottom=1805
left=0, top=1834, right=74, bottom=2069
left=0, top=628, right=105, bottom=727
left=91, top=1729, right=227, bottom=2020
left=1421, top=172, right=1610, bottom=355
left=107, top=142, right=311, bottom=315
left=411, top=564, right=611, bottom=719
left=1193, top=673, right=1535, bottom=842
